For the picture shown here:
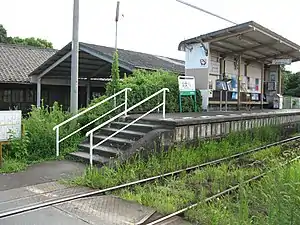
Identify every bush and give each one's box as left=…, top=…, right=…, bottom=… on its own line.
left=5, top=102, right=82, bottom=162
left=106, top=69, right=202, bottom=113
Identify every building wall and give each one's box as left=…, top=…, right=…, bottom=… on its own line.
left=0, top=83, right=105, bottom=113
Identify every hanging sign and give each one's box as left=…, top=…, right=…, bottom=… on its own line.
left=185, top=43, right=209, bottom=69
left=0, top=110, right=22, bottom=142
left=271, top=58, right=292, bottom=65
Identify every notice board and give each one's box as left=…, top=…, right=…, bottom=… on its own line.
left=0, top=110, right=22, bottom=142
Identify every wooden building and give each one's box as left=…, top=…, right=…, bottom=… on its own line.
left=0, top=42, right=184, bottom=112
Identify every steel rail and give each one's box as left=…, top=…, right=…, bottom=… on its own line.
left=1, top=135, right=300, bottom=219
left=146, top=155, right=300, bottom=225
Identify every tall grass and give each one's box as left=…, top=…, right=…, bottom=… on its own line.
left=72, top=125, right=284, bottom=189
left=185, top=160, right=300, bottom=224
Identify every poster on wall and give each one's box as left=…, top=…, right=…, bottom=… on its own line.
left=270, top=71, right=276, bottom=82
left=209, top=59, right=220, bottom=75
left=185, top=43, right=209, bottom=69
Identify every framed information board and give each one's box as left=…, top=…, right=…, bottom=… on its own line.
left=178, top=76, right=197, bottom=112
left=0, top=110, right=22, bottom=141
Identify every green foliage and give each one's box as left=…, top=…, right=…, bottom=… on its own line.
left=106, top=69, right=202, bottom=112
left=283, top=69, right=300, bottom=97
left=0, top=24, right=7, bottom=43
left=111, top=50, right=120, bottom=87
left=4, top=102, right=82, bottom=165
left=0, top=24, right=53, bottom=48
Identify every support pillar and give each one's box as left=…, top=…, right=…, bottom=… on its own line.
left=37, top=78, right=41, bottom=107
left=70, top=0, right=79, bottom=114
left=86, top=77, right=91, bottom=105
left=237, top=55, right=242, bottom=110
left=278, top=65, right=282, bottom=94
left=261, top=63, right=265, bottom=109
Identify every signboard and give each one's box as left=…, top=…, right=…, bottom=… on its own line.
left=209, top=60, right=220, bottom=75
left=185, top=43, right=209, bottom=69
left=178, top=76, right=197, bottom=112
left=178, top=76, right=196, bottom=95
left=272, top=58, right=292, bottom=65
left=0, top=110, right=22, bottom=142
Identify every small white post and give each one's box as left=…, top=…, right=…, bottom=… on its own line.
left=89, top=133, right=93, bottom=167
left=56, top=127, right=60, bottom=157
left=163, top=89, right=166, bottom=119
left=125, top=88, right=128, bottom=116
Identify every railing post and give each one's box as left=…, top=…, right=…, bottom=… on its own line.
left=56, top=127, right=59, bottom=157
left=125, top=88, right=128, bottom=117
left=90, top=133, right=93, bottom=167
left=163, top=89, right=166, bottom=119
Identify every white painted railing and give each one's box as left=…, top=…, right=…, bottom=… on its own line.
left=53, top=88, right=132, bottom=157
left=86, top=88, right=169, bottom=166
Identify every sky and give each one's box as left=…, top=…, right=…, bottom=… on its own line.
left=1, top=0, right=300, bottom=72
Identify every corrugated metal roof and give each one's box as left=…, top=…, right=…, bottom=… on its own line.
left=179, top=21, right=300, bottom=64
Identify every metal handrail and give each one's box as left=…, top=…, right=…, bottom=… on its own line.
left=53, top=88, right=132, bottom=157
left=86, top=88, right=169, bottom=166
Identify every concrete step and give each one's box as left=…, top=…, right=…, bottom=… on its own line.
left=79, top=143, right=121, bottom=158
left=91, top=134, right=134, bottom=150
left=110, top=121, right=161, bottom=133
left=68, top=151, right=110, bottom=165
left=101, top=127, right=146, bottom=140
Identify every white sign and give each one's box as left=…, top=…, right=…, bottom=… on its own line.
left=0, top=110, right=22, bottom=142
left=178, top=76, right=196, bottom=92
left=272, top=58, right=292, bottom=65
left=209, top=58, right=220, bottom=75
left=185, top=43, right=209, bottom=69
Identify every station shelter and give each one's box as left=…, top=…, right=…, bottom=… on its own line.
left=178, top=21, right=300, bottom=110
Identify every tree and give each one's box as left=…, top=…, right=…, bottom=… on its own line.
left=0, top=24, right=53, bottom=48
left=0, top=25, right=7, bottom=43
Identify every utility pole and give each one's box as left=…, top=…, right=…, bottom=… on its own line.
left=115, top=1, right=120, bottom=50
left=70, top=0, right=79, bottom=113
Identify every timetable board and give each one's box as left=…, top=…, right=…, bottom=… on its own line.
left=0, top=110, right=22, bottom=142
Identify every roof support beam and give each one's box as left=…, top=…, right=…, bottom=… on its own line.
left=79, top=44, right=133, bottom=72
left=248, top=25, right=300, bottom=52
left=221, top=40, right=270, bottom=57
left=222, top=41, right=279, bottom=58
left=90, top=64, right=111, bottom=78
left=258, top=50, right=298, bottom=61
left=238, top=35, right=295, bottom=58
left=38, top=51, right=71, bottom=79
left=211, top=43, right=259, bottom=59
left=206, top=28, right=254, bottom=43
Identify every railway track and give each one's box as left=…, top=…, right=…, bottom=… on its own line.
left=1, top=135, right=300, bottom=221
left=146, top=155, right=300, bottom=225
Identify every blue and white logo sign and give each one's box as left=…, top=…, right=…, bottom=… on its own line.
left=185, top=43, right=209, bottom=69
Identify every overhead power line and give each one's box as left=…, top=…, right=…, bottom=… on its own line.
left=175, top=0, right=237, bottom=25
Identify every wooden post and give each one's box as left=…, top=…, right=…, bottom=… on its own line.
left=237, top=55, right=242, bottom=110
